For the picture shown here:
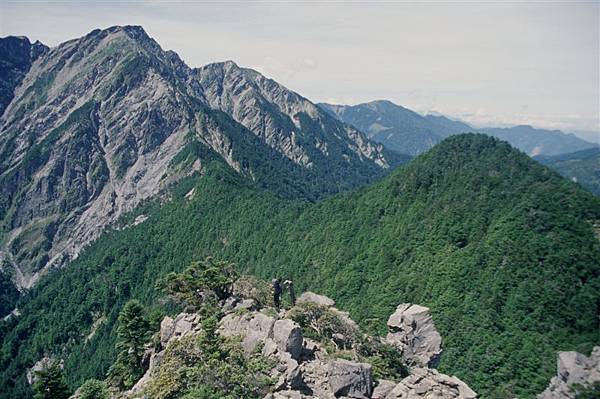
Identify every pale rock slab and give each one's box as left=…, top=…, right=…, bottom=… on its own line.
left=538, top=346, right=600, bottom=399
left=386, top=304, right=442, bottom=367
left=386, top=368, right=477, bottom=399
left=297, top=291, right=336, bottom=307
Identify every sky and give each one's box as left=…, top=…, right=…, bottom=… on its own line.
left=1, top=0, right=599, bottom=143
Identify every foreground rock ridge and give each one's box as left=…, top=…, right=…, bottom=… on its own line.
left=120, top=291, right=477, bottom=399
left=0, top=25, right=400, bottom=290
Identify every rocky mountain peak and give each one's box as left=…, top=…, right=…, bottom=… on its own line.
left=193, top=60, right=396, bottom=170
left=0, top=26, right=401, bottom=291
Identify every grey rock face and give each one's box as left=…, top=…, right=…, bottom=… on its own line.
left=159, top=313, right=202, bottom=347
left=273, top=319, right=304, bottom=360
left=386, top=303, right=442, bottom=368
left=218, top=311, right=308, bottom=393
left=538, top=346, right=600, bottom=399
left=385, top=368, right=477, bottom=399
left=0, top=26, right=202, bottom=289
left=297, top=291, right=336, bottom=307
left=192, top=61, right=394, bottom=172
left=327, top=359, right=373, bottom=399
left=372, top=379, right=397, bottom=399
left=218, top=311, right=277, bottom=354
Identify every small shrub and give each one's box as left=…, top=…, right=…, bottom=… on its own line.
left=233, top=275, right=272, bottom=308
left=287, top=302, right=359, bottom=343
left=77, top=379, right=109, bottom=399
left=156, top=257, right=237, bottom=314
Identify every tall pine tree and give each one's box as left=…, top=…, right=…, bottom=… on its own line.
left=107, top=300, right=149, bottom=389
left=32, top=361, right=70, bottom=399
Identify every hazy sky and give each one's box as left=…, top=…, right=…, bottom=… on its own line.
left=1, top=1, right=599, bottom=142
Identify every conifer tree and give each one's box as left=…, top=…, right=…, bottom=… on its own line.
left=108, top=300, right=149, bottom=389
left=32, top=361, right=70, bottom=399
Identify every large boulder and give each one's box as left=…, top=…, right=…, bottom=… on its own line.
left=274, top=319, right=304, bottom=360
left=538, top=346, right=600, bottom=398
left=328, top=359, right=373, bottom=398
left=159, top=313, right=202, bottom=347
left=219, top=311, right=276, bottom=354
left=297, top=292, right=335, bottom=307
left=271, top=350, right=305, bottom=391
left=386, top=303, right=442, bottom=367
left=386, top=368, right=477, bottom=399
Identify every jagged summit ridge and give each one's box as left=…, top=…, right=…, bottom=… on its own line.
left=192, top=60, right=394, bottom=169
left=0, top=35, right=48, bottom=116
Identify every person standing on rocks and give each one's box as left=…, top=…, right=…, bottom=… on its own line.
left=272, top=278, right=282, bottom=309
left=284, top=279, right=296, bottom=306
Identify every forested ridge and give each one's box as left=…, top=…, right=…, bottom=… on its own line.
left=1, top=134, right=599, bottom=398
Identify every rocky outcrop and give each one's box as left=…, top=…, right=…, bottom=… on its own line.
left=297, top=291, right=336, bottom=307
left=386, top=304, right=442, bottom=368
left=383, top=368, right=477, bottom=399
left=26, top=356, right=54, bottom=385
left=127, top=291, right=476, bottom=399
left=219, top=311, right=278, bottom=354
left=159, top=312, right=202, bottom=346
left=538, top=347, right=600, bottom=399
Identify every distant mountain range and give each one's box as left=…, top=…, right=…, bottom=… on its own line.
left=319, top=100, right=598, bottom=157
left=535, top=147, right=600, bottom=196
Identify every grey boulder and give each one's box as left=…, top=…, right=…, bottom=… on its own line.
left=218, top=311, right=276, bottom=354
left=372, top=379, right=397, bottom=399
left=386, top=368, right=477, bottom=399
left=297, top=292, right=336, bottom=307
left=328, top=359, right=373, bottom=398
left=274, top=319, right=304, bottom=360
